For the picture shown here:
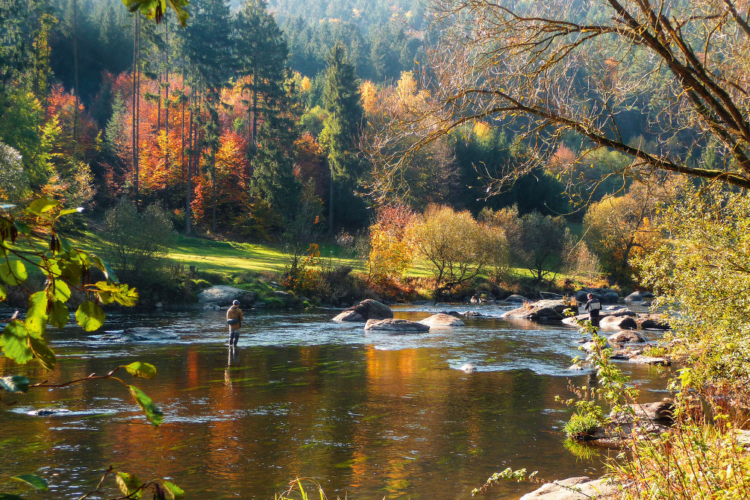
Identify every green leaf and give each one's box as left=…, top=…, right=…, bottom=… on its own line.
left=0, top=375, right=30, bottom=393
left=112, top=285, right=139, bottom=307
left=1, top=320, right=33, bottom=364
left=48, top=300, right=69, bottom=329
left=0, top=283, right=6, bottom=301
left=124, top=361, right=157, bottom=379
left=25, top=292, right=48, bottom=338
left=13, top=221, right=30, bottom=234
left=163, top=481, right=185, bottom=499
left=29, top=337, right=56, bottom=371
left=128, top=385, right=163, bottom=427
left=89, top=254, right=119, bottom=284
left=26, top=197, right=59, bottom=215
left=75, top=301, right=106, bottom=332
left=12, top=474, right=48, bottom=491
left=52, top=279, right=71, bottom=302
left=116, top=472, right=143, bottom=499
left=59, top=259, right=82, bottom=283
left=0, top=260, right=27, bottom=286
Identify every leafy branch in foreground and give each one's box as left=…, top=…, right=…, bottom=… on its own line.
left=471, top=468, right=539, bottom=496
left=1, top=198, right=138, bottom=362
left=1, top=197, right=170, bottom=495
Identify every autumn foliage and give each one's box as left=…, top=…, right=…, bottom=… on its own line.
left=367, top=204, right=417, bottom=285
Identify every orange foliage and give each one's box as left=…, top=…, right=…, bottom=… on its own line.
left=46, top=84, right=97, bottom=156
left=190, top=131, right=251, bottom=232
left=293, top=133, right=328, bottom=201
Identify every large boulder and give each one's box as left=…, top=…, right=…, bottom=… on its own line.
left=520, top=477, right=618, bottom=500
left=419, top=313, right=465, bottom=328
left=628, top=355, right=671, bottom=366
left=505, top=294, right=530, bottom=303
left=364, top=318, right=430, bottom=333
left=562, top=307, right=635, bottom=327
left=503, top=299, right=569, bottom=321
left=575, top=288, right=620, bottom=304
left=598, top=315, right=638, bottom=331
left=625, top=291, right=654, bottom=302
left=611, top=400, right=674, bottom=424
left=636, top=314, right=670, bottom=330
left=608, top=330, right=646, bottom=344
left=333, top=299, right=393, bottom=322
left=198, top=285, right=257, bottom=307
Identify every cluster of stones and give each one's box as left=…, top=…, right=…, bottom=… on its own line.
left=332, top=300, right=466, bottom=333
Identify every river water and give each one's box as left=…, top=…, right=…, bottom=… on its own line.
left=0, top=303, right=668, bottom=499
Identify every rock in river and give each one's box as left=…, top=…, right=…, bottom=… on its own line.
left=562, top=307, right=635, bottom=327
left=574, top=288, right=620, bottom=304
left=419, top=313, right=465, bottom=328
left=333, top=299, right=393, bottom=323
left=520, top=477, right=618, bottom=500
left=608, top=330, right=646, bottom=344
left=503, top=300, right=569, bottom=321
left=636, top=314, right=670, bottom=330
left=364, top=318, right=430, bottom=333
left=198, top=285, right=257, bottom=307
left=504, top=294, right=530, bottom=303
left=27, top=408, right=71, bottom=417
left=99, top=328, right=178, bottom=342
left=611, top=400, right=674, bottom=424
left=598, top=315, right=638, bottom=331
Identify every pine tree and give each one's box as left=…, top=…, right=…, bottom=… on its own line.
left=319, top=42, right=363, bottom=233
left=234, top=0, right=288, bottom=156
left=180, top=0, right=233, bottom=233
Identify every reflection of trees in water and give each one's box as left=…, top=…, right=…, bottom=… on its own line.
left=0, top=342, right=587, bottom=499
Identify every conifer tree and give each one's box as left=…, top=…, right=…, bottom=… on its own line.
left=234, top=0, right=288, bottom=156
left=320, top=42, right=363, bottom=233
left=181, top=0, right=232, bottom=232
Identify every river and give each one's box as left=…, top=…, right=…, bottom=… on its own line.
left=0, top=303, right=668, bottom=499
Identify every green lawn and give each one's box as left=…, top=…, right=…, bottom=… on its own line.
left=70, top=231, right=559, bottom=284
left=72, top=232, right=368, bottom=276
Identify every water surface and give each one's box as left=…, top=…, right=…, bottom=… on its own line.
left=0, top=303, right=668, bottom=499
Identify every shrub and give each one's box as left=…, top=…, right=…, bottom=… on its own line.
left=584, top=179, right=682, bottom=282
left=413, top=205, right=508, bottom=299
left=195, top=270, right=229, bottom=285
left=367, top=204, right=417, bottom=284
left=103, top=198, right=173, bottom=278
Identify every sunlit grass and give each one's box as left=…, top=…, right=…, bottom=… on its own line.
left=69, top=230, right=580, bottom=284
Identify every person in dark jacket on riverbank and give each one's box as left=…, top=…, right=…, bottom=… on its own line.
left=584, top=293, right=601, bottom=328
left=226, top=300, right=243, bottom=347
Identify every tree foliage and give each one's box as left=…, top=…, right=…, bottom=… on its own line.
left=636, top=187, right=750, bottom=385
left=412, top=204, right=505, bottom=298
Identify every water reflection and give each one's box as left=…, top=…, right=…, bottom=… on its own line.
left=0, top=305, right=667, bottom=499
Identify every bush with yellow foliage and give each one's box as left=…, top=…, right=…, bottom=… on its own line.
left=413, top=204, right=507, bottom=299
left=583, top=180, right=680, bottom=282
left=367, top=204, right=417, bottom=285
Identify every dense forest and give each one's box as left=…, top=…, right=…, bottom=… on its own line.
left=0, top=0, right=576, bottom=246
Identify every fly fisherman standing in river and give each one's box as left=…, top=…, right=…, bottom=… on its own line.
left=226, top=300, right=243, bottom=347
left=583, top=293, right=601, bottom=328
